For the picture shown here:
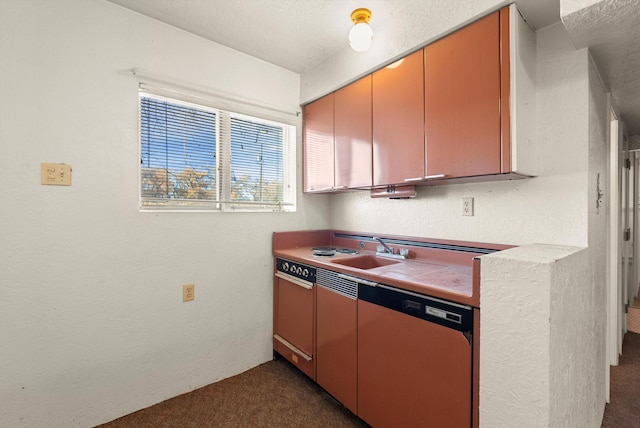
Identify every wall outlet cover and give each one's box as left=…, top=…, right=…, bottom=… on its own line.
left=41, top=163, right=71, bottom=186
left=462, top=197, right=474, bottom=216
left=183, top=284, right=195, bottom=302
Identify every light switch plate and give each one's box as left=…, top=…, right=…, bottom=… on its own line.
left=41, top=163, right=71, bottom=186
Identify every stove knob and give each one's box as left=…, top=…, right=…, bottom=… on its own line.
left=296, top=267, right=302, bottom=275
left=282, top=262, right=289, bottom=272
left=302, top=268, right=309, bottom=277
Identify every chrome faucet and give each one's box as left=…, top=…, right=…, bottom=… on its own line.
left=373, top=237, right=394, bottom=254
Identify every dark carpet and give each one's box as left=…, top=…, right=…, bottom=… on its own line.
left=601, top=332, right=640, bottom=428
left=98, top=333, right=639, bottom=428
left=97, top=356, right=368, bottom=428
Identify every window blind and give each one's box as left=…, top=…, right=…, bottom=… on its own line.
left=139, top=92, right=296, bottom=211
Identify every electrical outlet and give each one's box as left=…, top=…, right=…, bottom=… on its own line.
left=183, top=284, right=195, bottom=302
left=41, top=163, right=71, bottom=186
left=462, top=197, right=474, bottom=216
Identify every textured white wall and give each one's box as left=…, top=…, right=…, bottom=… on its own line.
left=0, top=1, right=329, bottom=427
left=479, top=244, right=590, bottom=427
left=560, top=0, right=607, bottom=17
left=583, top=51, right=609, bottom=424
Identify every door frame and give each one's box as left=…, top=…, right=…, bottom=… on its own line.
left=607, top=105, right=623, bottom=402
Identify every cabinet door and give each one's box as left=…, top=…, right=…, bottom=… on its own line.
left=316, top=286, right=357, bottom=414
left=425, top=10, right=501, bottom=178
left=303, top=93, right=334, bottom=192
left=275, top=277, right=314, bottom=357
left=372, top=49, right=425, bottom=186
left=334, top=75, right=372, bottom=189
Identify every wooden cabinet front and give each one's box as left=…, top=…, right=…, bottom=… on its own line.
left=372, top=49, right=425, bottom=186
left=303, top=93, right=334, bottom=192
left=274, top=276, right=315, bottom=378
left=424, top=10, right=503, bottom=179
left=334, top=75, right=372, bottom=189
left=316, top=286, right=357, bottom=414
left=303, top=6, right=519, bottom=191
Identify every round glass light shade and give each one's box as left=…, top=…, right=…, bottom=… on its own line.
left=349, top=22, right=373, bottom=52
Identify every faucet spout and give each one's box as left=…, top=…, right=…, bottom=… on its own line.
left=373, top=237, right=394, bottom=254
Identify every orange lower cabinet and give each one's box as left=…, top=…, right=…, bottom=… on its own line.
left=315, top=285, right=357, bottom=414
left=274, top=275, right=315, bottom=380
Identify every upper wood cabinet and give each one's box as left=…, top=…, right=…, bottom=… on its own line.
left=334, top=75, right=372, bottom=189
left=304, top=76, right=373, bottom=193
left=302, top=5, right=536, bottom=193
left=424, top=9, right=503, bottom=179
left=372, top=49, right=425, bottom=186
left=303, top=93, right=334, bottom=192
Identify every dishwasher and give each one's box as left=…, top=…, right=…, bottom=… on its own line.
left=355, top=276, right=474, bottom=428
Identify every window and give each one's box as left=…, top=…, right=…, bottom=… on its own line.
left=139, top=91, right=296, bottom=211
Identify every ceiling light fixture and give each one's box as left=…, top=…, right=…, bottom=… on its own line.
left=349, top=8, right=373, bottom=52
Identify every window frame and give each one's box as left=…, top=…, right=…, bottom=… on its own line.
left=138, top=86, right=297, bottom=213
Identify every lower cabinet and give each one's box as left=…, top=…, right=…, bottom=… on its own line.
left=274, top=275, right=315, bottom=379
left=275, top=267, right=474, bottom=426
left=315, top=285, right=357, bottom=414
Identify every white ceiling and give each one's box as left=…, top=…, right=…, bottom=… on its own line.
left=561, top=0, right=640, bottom=136
left=107, top=0, right=640, bottom=135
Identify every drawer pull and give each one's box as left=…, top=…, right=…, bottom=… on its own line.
left=337, top=273, right=378, bottom=287
left=404, top=177, right=424, bottom=182
left=274, top=334, right=312, bottom=362
left=424, top=174, right=446, bottom=179
left=275, top=272, right=313, bottom=290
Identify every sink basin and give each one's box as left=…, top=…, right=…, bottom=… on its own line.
left=331, top=255, right=401, bottom=270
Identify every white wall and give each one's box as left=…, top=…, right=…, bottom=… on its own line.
left=480, top=245, right=594, bottom=427
left=585, top=50, right=610, bottom=420
left=0, top=1, right=330, bottom=427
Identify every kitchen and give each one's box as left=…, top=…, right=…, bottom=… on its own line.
left=0, top=0, right=628, bottom=427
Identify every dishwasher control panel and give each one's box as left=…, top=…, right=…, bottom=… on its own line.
left=359, top=282, right=472, bottom=333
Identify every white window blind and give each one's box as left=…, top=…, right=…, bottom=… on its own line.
left=139, top=91, right=296, bottom=211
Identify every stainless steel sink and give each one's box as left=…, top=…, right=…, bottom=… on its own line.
left=330, top=255, right=401, bottom=270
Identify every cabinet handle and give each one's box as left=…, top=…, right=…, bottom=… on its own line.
left=319, top=185, right=348, bottom=191
left=273, top=334, right=312, bottom=362
left=275, top=272, right=313, bottom=290
left=404, top=177, right=425, bottom=182
left=424, top=174, right=446, bottom=179
left=337, top=273, right=378, bottom=287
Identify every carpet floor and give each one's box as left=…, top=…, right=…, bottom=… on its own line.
left=96, top=356, right=368, bottom=428
left=98, top=333, right=640, bottom=428
left=601, top=331, right=640, bottom=428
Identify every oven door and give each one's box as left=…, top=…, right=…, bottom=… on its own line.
left=274, top=272, right=315, bottom=379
